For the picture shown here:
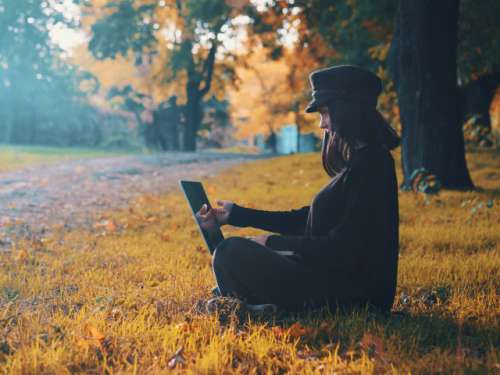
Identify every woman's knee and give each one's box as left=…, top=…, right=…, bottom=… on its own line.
left=212, top=236, right=247, bottom=270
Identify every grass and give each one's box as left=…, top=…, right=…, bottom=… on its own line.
left=0, top=145, right=134, bottom=173
left=0, top=147, right=498, bottom=374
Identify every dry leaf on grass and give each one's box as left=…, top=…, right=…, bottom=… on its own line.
left=288, top=322, right=311, bottom=338
left=145, top=216, right=159, bottom=223
left=359, top=333, right=387, bottom=360
left=94, top=219, right=117, bottom=232
left=271, top=322, right=313, bottom=339
left=167, top=347, right=186, bottom=369
left=30, top=238, right=45, bottom=251
left=16, top=249, right=29, bottom=262
left=78, top=323, right=106, bottom=349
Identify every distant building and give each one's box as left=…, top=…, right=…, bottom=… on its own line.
left=276, top=124, right=298, bottom=154
left=254, top=134, right=266, bottom=149
left=253, top=124, right=320, bottom=154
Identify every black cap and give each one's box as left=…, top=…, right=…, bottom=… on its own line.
left=305, top=65, right=382, bottom=113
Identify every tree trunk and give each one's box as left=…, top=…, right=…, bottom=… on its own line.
left=458, top=71, right=500, bottom=130
left=391, top=0, right=474, bottom=190
left=183, top=81, right=202, bottom=151
left=2, top=107, right=14, bottom=144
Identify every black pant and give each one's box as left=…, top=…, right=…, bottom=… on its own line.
left=212, top=236, right=334, bottom=311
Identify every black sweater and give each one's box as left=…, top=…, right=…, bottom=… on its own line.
left=227, top=144, right=399, bottom=310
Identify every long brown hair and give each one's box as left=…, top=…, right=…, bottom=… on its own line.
left=321, top=99, right=401, bottom=177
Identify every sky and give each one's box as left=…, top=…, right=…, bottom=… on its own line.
left=49, top=0, right=86, bottom=52
left=50, top=0, right=297, bottom=54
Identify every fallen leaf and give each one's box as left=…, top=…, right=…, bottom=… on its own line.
left=105, top=220, right=117, bottom=232
left=109, top=308, right=122, bottom=320
left=145, top=216, right=158, bottom=223
left=167, top=347, right=186, bottom=369
left=160, top=232, right=171, bottom=242
left=360, top=333, right=386, bottom=360
left=175, top=322, right=192, bottom=333
left=288, top=322, right=309, bottom=338
left=16, top=249, right=29, bottom=262
left=81, top=322, right=105, bottom=347
left=31, top=239, right=44, bottom=251
left=94, top=219, right=117, bottom=232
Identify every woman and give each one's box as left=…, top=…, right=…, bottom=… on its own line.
left=197, top=65, right=400, bottom=313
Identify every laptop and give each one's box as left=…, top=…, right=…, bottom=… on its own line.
left=179, top=179, right=296, bottom=257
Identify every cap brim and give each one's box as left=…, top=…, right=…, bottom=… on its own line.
left=304, top=100, right=319, bottom=113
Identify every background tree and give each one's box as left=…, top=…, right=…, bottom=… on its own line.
left=457, top=0, right=500, bottom=131
left=0, top=0, right=105, bottom=146
left=228, top=47, right=296, bottom=141
left=85, top=0, right=251, bottom=151
left=390, top=0, right=474, bottom=189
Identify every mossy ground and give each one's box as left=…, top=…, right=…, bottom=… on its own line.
left=0, top=147, right=498, bottom=374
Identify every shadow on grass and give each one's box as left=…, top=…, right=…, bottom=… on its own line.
left=267, top=306, right=498, bottom=364
left=474, top=186, right=500, bottom=198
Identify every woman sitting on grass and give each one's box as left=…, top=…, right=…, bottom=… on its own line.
left=197, top=65, right=401, bottom=314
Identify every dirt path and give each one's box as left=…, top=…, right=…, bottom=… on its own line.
left=0, top=151, right=270, bottom=251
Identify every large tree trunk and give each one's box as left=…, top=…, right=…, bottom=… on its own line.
left=391, top=0, right=474, bottom=190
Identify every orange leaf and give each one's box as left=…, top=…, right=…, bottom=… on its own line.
left=160, top=232, right=171, bottom=242
left=81, top=323, right=105, bottom=347
left=94, top=219, right=117, bottom=232
left=288, top=322, right=309, bottom=338
left=31, top=239, right=44, bottom=251
left=16, top=249, right=29, bottom=262
left=105, top=220, right=117, bottom=232
left=175, top=322, right=192, bottom=333
left=145, top=216, right=158, bottom=223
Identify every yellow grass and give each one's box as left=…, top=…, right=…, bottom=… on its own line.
left=0, top=146, right=127, bottom=173
left=0, top=148, right=498, bottom=374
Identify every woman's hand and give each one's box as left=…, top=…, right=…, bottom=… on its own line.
left=212, top=200, right=234, bottom=225
left=246, top=234, right=271, bottom=246
left=195, top=200, right=234, bottom=231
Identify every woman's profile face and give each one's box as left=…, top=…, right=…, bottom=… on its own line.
left=318, top=106, right=333, bottom=133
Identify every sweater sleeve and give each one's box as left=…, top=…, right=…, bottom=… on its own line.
left=227, top=204, right=310, bottom=235
left=268, top=165, right=372, bottom=269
